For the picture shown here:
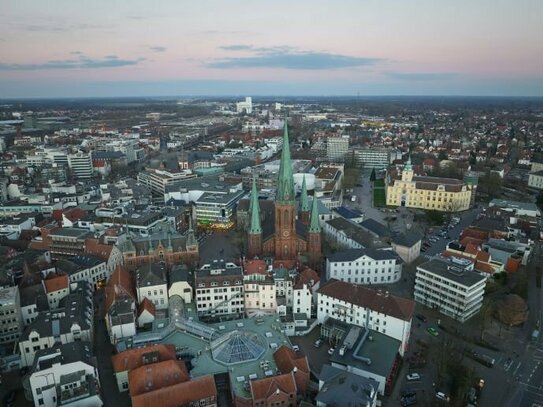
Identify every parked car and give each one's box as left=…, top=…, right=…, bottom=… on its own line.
left=292, top=345, right=300, bottom=352
left=416, top=314, right=428, bottom=323
left=401, top=395, right=417, bottom=406
left=436, top=391, right=450, bottom=402
left=314, top=339, right=323, bottom=348
left=328, top=348, right=335, bottom=356
left=427, top=327, right=439, bottom=337
left=406, top=373, right=421, bottom=381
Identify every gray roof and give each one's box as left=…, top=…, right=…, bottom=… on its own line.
left=20, top=281, right=93, bottom=341
left=417, top=257, right=486, bottom=288
left=360, top=218, right=390, bottom=238
left=49, top=228, right=92, bottom=238
left=169, top=264, right=192, bottom=285
left=392, top=232, right=422, bottom=247
left=327, top=248, right=397, bottom=263
left=137, top=262, right=167, bottom=287
left=490, top=198, right=540, bottom=213
left=328, top=322, right=401, bottom=378
left=326, top=218, right=390, bottom=250
left=19, top=284, right=48, bottom=310
left=33, top=341, right=96, bottom=372
left=317, top=365, right=378, bottom=406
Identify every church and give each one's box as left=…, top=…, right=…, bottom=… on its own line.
left=246, top=122, right=322, bottom=267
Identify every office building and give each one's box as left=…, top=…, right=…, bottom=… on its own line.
left=68, top=152, right=93, bottom=179
left=0, top=286, right=22, bottom=344
left=326, top=135, right=349, bottom=163
left=415, top=257, right=487, bottom=322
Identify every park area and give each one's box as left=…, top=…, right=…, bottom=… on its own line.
left=373, top=178, right=386, bottom=207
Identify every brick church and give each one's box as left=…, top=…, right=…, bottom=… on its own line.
left=246, top=122, right=322, bottom=267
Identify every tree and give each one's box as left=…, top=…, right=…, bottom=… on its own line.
left=537, top=191, right=543, bottom=207
left=478, top=171, right=502, bottom=199
left=438, top=150, right=448, bottom=161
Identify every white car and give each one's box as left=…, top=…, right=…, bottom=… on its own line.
left=406, top=373, right=421, bottom=381
left=436, top=392, right=450, bottom=401
left=292, top=345, right=300, bottom=352
left=328, top=348, right=335, bottom=356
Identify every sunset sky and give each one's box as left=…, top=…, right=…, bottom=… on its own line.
left=1, top=0, right=542, bottom=98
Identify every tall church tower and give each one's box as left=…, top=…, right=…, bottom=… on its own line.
left=298, top=175, right=310, bottom=225
left=274, top=120, right=297, bottom=260
left=247, top=178, right=262, bottom=258
left=401, top=155, right=414, bottom=182
left=307, top=195, right=322, bottom=256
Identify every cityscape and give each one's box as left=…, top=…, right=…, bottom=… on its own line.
left=1, top=2, right=543, bottom=407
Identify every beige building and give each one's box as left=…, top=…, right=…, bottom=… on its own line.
left=386, top=158, right=475, bottom=212
left=528, top=170, right=543, bottom=190
left=243, top=260, right=277, bottom=317
left=391, top=233, right=422, bottom=264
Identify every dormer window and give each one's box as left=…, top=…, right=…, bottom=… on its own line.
left=211, top=282, right=218, bottom=287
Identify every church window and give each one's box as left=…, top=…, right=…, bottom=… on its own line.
left=284, top=210, right=289, bottom=226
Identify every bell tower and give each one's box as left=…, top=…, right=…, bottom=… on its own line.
left=274, top=120, right=297, bottom=260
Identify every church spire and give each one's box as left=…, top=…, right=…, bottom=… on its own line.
left=276, top=119, right=295, bottom=203
left=308, top=196, right=321, bottom=233
left=299, top=175, right=310, bottom=213
left=249, top=178, right=262, bottom=234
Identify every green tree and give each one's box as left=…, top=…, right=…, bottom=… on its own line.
left=438, top=150, right=448, bottom=161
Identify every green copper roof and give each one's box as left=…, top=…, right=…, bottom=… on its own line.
left=299, top=175, right=310, bottom=212
left=308, top=197, right=321, bottom=233
left=404, top=154, right=413, bottom=171
left=186, top=217, right=197, bottom=247
left=276, top=121, right=295, bottom=203
left=249, top=178, right=262, bottom=234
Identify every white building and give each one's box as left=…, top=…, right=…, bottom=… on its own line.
left=391, top=233, right=422, bottom=265
left=68, top=152, right=93, bottom=179
left=243, top=261, right=276, bottom=317
left=326, top=248, right=402, bottom=285
left=55, top=255, right=109, bottom=290
left=168, top=264, right=193, bottom=304
left=19, top=282, right=94, bottom=367
left=0, top=285, right=22, bottom=344
left=43, top=274, right=70, bottom=310
left=415, top=257, right=487, bottom=323
left=195, top=260, right=245, bottom=317
left=27, top=342, right=102, bottom=407
left=317, top=279, right=414, bottom=355
left=236, top=97, right=253, bottom=114
left=137, top=168, right=197, bottom=197
left=353, top=147, right=391, bottom=173
left=326, top=135, right=349, bottom=163
left=273, top=267, right=295, bottom=314
left=136, top=262, right=169, bottom=310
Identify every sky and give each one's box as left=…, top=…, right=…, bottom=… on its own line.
left=1, top=0, right=542, bottom=98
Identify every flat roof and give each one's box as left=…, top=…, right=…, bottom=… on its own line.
left=417, top=257, right=486, bottom=287
left=329, top=325, right=400, bottom=378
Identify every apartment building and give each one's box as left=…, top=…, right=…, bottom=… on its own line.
left=326, top=248, right=402, bottom=285
left=67, top=152, right=93, bottom=179
left=352, top=147, right=391, bottom=173
left=528, top=170, right=543, bottom=190
left=415, top=257, right=487, bottom=322
left=137, top=168, right=197, bottom=197
left=0, top=286, right=22, bottom=344
left=195, top=260, right=245, bottom=317
left=55, top=255, right=109, bottom=289
left=317, top=279, right=414, bottom=355
left=243, top=260, right=277, bottom=317
left=136, top=262, right=169, bottom=310
left=19, top=282, right=94, bottom=367
left=26, top=341, right=101, bottom=407
left=326, top=135, right=349, bottom=163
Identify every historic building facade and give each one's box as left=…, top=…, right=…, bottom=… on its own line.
left=247, top=123, right=322, bottom=266
left=386, top=157, right=476, bottom=212
left=121, top=223, right=199, bottom=269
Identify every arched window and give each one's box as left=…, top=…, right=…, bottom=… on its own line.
left=284, top=245, right=288, bottom=257
left=284, top=210, right=289, bottom=226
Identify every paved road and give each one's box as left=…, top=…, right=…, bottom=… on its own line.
left=423, top=206, right=483, bottom=257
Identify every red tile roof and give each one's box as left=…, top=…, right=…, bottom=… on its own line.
left=111, top=344, right=176, bottom=373
left=318, top=279, right=415, bottom=321
left=84, top=238, right=114, bottom=261
left=131, top=375, right=217, bottom=407
left=273, top=346, right=309, bottom=394
left=294, top=267, right=320, bottom=290
left=138, top=297, right=156, bottom=318
left=250, top=372, right=297, bottom=402
left=244, top=259, right=268, bottom=275
left=105, top=266, right=136, bottom=313
left=128, top=360, right=189, bottom=396
left=43, top=273, right=69, bottom=294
